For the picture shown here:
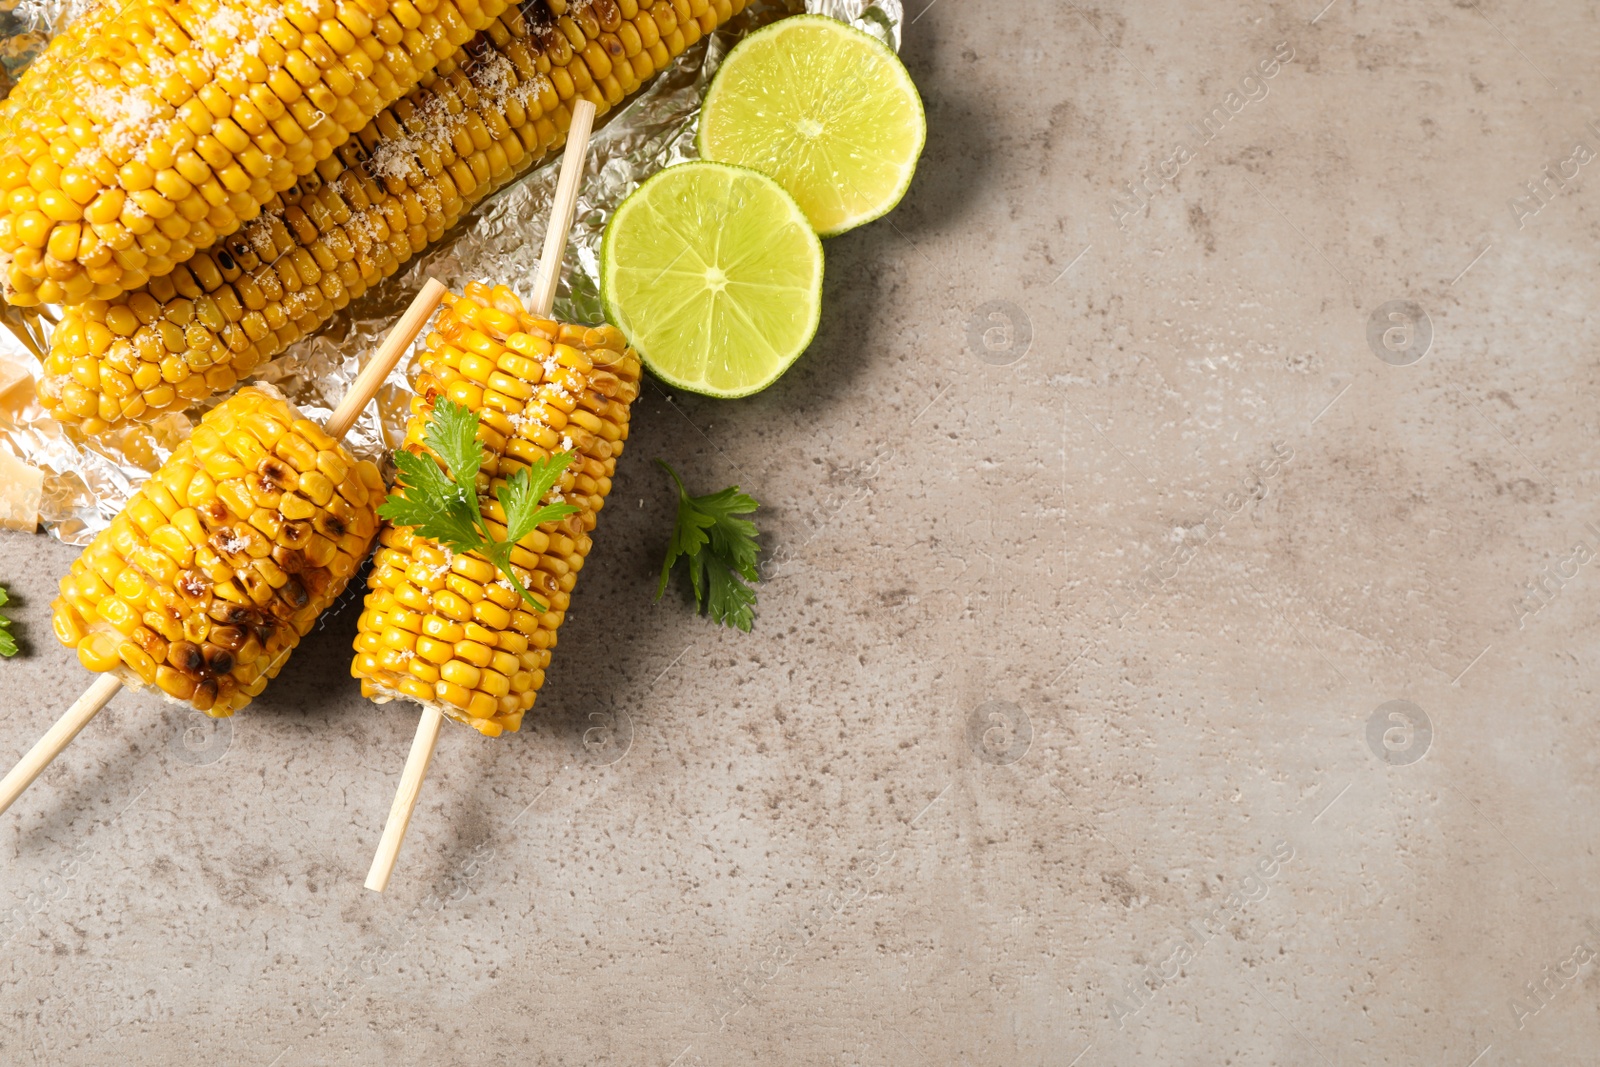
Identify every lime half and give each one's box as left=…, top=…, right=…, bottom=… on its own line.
left=600, top=161, right=824, bottom=398
left=697, top=14, right=926, bottom=237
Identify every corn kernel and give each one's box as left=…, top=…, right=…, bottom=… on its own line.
left=35, top=0, right=733, bottom=433
left=466, top=691, right=498, bottom=720
left=453, top=640, right=493, bottom=668
left=416, top=635, right=454, bottom=664
left=77, top=632, right=121, bottom=672
left=435, top=680, right=473, bottom=710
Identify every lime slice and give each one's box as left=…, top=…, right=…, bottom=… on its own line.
left=600, top=161, right=824, bottom=398
left=697, top=14, right=925, bottom=237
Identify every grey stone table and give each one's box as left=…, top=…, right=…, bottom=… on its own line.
left=3, top=1, right=1598, bottom=1063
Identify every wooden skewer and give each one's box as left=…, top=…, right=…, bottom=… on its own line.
left=326, top=278, right=448, bottom=441
left=366, top=98, right=599, bottom=894
left=0, top=675, right=124, bottom=817
left=530, top=98, right=599, bottom=319
left=0, top=279, right=448, bottom=820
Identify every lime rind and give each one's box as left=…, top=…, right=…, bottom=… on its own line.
left=600, top=161, right=824, bottom=399
left=696, top=14, right=926, bottom=238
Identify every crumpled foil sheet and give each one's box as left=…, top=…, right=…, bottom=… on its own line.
left=0, top=0, right=903, bottom=546
left=0, top=0, right=95, bottom=98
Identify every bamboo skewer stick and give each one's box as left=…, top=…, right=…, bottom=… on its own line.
left=0, top=279, right=448, bottom=820
left=365, top=98, right=599, bottom=894
left=530, top=99, right=599, bottom=318
left=0, top=675, right=123, bottom=817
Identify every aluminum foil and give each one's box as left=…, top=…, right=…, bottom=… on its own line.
left=0, top=0, right=904, bottom=546
left=0, top=0, right=95, bottom=99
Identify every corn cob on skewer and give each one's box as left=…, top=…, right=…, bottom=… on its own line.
left=0, top=0, right=516, bottom=307
left=350, top=281, right=637, bottom=735
left=49, top=385, right=384, bottom=717
left=36, top=0, right=742, bottom=436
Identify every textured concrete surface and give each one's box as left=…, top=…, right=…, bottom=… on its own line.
left=3, top=0, right=1600, bottom=1063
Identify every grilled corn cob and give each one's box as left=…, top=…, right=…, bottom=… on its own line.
left=350, top=281, right=638, bottom=736
left=36, top=0, right=742, bottom=435
left=0, top=0, right=516, bottom=307
left=50, top=385, right=383, bottom=716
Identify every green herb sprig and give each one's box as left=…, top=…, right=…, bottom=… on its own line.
left=656, top=460, right=761, bottom=632
left=377, top=398, right=581, bottom=611
left=0, top=584, right=16, bottom=657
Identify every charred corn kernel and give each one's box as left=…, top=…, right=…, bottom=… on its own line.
left=350, top=285, right=638, bottom=735
left=40, top=0, right=743, bottom=433
left=51, top=387, right=380, bottom=717
left=0, top=0, right=516, bottom=306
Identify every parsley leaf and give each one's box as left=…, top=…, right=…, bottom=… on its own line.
left=382, top=449, right=483, bottom=549
left=423, top=394, right=484, bottom=488
left=498, top=454, right=578, bottom=545
left=0, top=585, right=15, bottom=658
left=656, top=460, right=761, bottom=632
left=377, top=398, right=580, bottom=612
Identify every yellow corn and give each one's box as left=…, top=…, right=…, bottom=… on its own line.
left=50, top=386, right=383, bottom=716
left=0, top=0, right=515, bottom=307
left=36, top=0, right=743, bottom=436
left=350, top=282, right=638, bottom=736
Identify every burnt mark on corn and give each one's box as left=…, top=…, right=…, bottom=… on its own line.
left=279, top=577, right=310, bottom=612
left=209, top=602, right=263, bottom=629
left=226, top=235, right=261, bottom=271
left=349, top=140, right=375, bottom=181
left=248, top=217, right=279, bottom=259
left=523, top=2, right=556, bottom=32
left=197, top=500, right=232, bottom=528
left=271, top=545, right=306, bottom=574
left=203, top=645, right=234, bottom=677
left=314, top=512, right=346, bottom=540
left=256, top=457, right=295, bottom=490
left=281, top=519, right=312, bottom=547
left=266, top=595, right=299, bottom=623
left=169, top=640, right=206, bottom=675
left=132, top=628, right=165, bottom=656
left=208, top=626, right=246, bottom=651
left=176, top=570, right=211, bottom=603
left=166, top=636, right=245, bottom=692
left=210, top=529, right=253, bottom=565
left=300, top=569, right=332, bottom=599
left=240, top=569, right=273, bottom=601
left=249, top=480, right=284, bottom=509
